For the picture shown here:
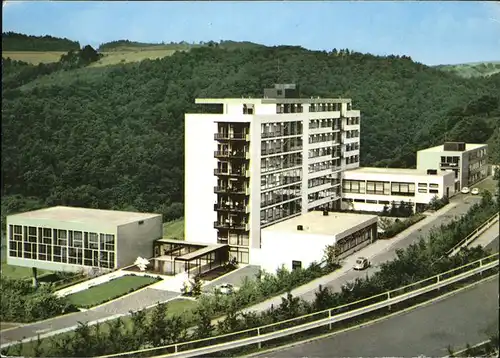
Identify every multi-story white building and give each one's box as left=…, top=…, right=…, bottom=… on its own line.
left=184, top=84, right=361, bottom=264
left=341, top=167, right=456, bottom=213
left=416, top=142, right=488, bottom=191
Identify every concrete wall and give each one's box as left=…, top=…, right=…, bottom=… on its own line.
left=6, top=256, right=87, bottom=273
left=253, top=231, right=333, bottom=273
left=184, top=114, right=219, bottom=245
left=116, top=215, right=162, bottom=268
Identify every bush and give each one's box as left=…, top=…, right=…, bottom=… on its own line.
left=0, top=277, right=78, bottom=322
left=379, top=214, right=426, bottom=239
left=428, top=195, right=450, bottom=211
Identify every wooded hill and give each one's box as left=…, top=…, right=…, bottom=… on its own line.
left=2, top=32, right=80, bottom=51
left=2, top=40, right=499, bottom=225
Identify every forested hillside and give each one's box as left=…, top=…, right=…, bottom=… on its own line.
left=2, top=32, right=80, bottom=51
left=2, top=45, right=499, bottom=225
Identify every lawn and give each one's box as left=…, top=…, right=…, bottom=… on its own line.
left=90, top=48, right=181, bottom=67
left=9, top=298, right=198, bottom=357
left=66, top=275, right=160, bottom=308
left=163, top=218, right=184, bottom=240
left=0, top=249, right=52, bottom=280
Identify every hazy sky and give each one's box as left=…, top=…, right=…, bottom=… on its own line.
left=3, top=1, right=500, bottom=65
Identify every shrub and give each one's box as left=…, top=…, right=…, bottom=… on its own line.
left=379, top=214, right=425, bottom=239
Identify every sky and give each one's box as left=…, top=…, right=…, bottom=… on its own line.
left=2, top=1, right=500, bottom=66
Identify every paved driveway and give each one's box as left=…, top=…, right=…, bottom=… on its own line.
left=264, top=277, right=499, bottom=357
left=0, top=287, right=179, bottom=347
left=203, top=265, right=261, bottom=292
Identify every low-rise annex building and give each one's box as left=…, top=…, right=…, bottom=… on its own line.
left=341, top=167, right=456, bottom=213
left=6, top=206, right=163, bottom=274
left=416, top=141, right=488, bottom=191
left=253, top=210, right=378, bottom=273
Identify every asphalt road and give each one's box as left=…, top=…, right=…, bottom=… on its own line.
left=264, top=277, right=499, bottom=357
left=300, top=195, right=484, bottom=302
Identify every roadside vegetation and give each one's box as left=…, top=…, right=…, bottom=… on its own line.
left=65, top=275, right=161, bottom=308
left=4, top=190, right=498, bottom=357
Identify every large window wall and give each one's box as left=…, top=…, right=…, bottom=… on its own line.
left=343, top=179, right=417, bottom=197
left=260, top=199, right=302, bottom=226
left=8, top=224, right=116, bottom=269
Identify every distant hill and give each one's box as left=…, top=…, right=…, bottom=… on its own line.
left=434, top=61, right=500, bottom=78
left=2, top=31, right=80, bottom=51
left=98, top=39, right=265, bottom=52
left=2, top=45, right=499, bottom=225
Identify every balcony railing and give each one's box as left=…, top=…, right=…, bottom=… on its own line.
left=214, top=133, right=247, bottom=140
left=214, top=168, right=248, bottom=176
left=214, top=221, right=249, bottom=230
left=261, top=131, right=302, bottom=139
left=214, top=186, right=247, bottom=194
left=214, top=151, right=247, bottom=159
left=440, top=162, right=459, bottom=168
left=214, top=204, right=248, bottom=213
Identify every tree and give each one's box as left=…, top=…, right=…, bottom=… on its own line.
left=193, top=305, right=214, bottom=340
left=381, top=204, right=389, bottom=216
left=146, top=302, right=169, bottom=347
left=389, top=201, right=398, bottom=216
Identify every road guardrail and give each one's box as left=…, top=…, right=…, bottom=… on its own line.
left=96, top=252, right=499, bottom=358
left=447, top=213, right=499, bottom=257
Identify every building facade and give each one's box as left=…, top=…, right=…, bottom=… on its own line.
left=416, top=142, right=488, bottom=191
left=6, top=206, right=162, bottom=273
left=184, top=84, right=361, bottom=264
left=341, top=167, right=456, bottom=213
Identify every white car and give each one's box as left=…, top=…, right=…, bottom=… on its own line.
left=214, top=283, right=238, bottom=295
left=353, top=257, right=370, bottom=270
left=461, top=187, right=470, bottom=194
left=471, top=188, right=480, bottom=195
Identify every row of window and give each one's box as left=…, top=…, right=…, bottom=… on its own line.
left=336, top=224, right=375, bottom=255
left=260, top=199, right=301, bottom=225
left=346, top=117, right=360, bottom=125
left=309, top=103, right=345, bottom=112
left=261, top=137, right=303, bottom=155
left=308, top=159, right=341, bottom=174
left=308, top=187, right=337, bottom=203
left=261, top=121, right=303, bottom=138
left=309, top=118, right=341, bottom=129
left=9, top=242, right=115, bottom=269
left=308, top=133, right=338, bottom=144
left=342, top=180, right=420, bottom=197
left=261, top=153, right=302, bottom=173
left=345, top=130, right=360, bottom=139
left=261, top=169, right=302, bottom=191
left=9, top=225, right=115, bottom=251
left=346, top=155, right=359, bottom=165
left=261, top=185, right=302, bottom=208
left=468, top=149, right=487, bottom=161
left=309, top=147, right=336, bottom=159
left=345, top=143, right=359, bottom=151
left=441, top=156, right=460, bottom=164
left=308, top=175, right=338, bottom=188
left=276, top=103, right=304, bottom=114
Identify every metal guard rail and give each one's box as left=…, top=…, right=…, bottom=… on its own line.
left=447, top=213, right=499, bottom=256
left=97, top=252, right=499, bottom=358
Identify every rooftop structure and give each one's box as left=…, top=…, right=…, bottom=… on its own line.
left=262, top=210, right=377, bottom=236
left=349, top=167, right=451, bottom=177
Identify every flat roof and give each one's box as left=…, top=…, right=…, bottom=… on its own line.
left=262, top=211, right=377, bottom=236
left=195, top=98, right=352, bottom=105
left=7, top=206, right=161, bottom=226
left=346, top=167, right=450, bottom=177
left=176, top=243, right=228, bottom=261
left=418, top=143, right=487, bottom=153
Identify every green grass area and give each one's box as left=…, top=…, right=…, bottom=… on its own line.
left=13, top=298, right=197, bottom=356
left=163, top=218, right=184, bottom=240
left=90, top=48, right=181, bottom=67
left=66, top=275, right=160, bottom=308
left=473, top=177, right=498, bottom=193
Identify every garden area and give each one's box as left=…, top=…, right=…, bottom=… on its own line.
left=3, top=189, right=497, bottom=358
left=66, top=275, right=162, bottom=308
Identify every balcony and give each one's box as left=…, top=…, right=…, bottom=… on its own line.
left=214, top=186, right=247, bottom=195
left=214, top=221, right=249, bottom=231
left=214, top=168, right=249, bottom=177
left=214, top=204, right=248, bottom=213
left=440, top=162, right=459, bottom=168
left=214, top=151, right=247, bottom=159
left=214, top=133, right=248, bottom=141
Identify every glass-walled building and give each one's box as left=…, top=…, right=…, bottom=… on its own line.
left=7, top=206, right=162, bottom=273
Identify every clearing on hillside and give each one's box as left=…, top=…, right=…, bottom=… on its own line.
left=2, top=51, right=66, bottom=64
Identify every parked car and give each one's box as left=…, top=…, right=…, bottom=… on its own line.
left=461, top=186, right=470, bottom=194
left=353, top=257, right=370, bottom=270
left=214, top=283, right=238, bottom=295
left=471, top=188, right=480, bottom=195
